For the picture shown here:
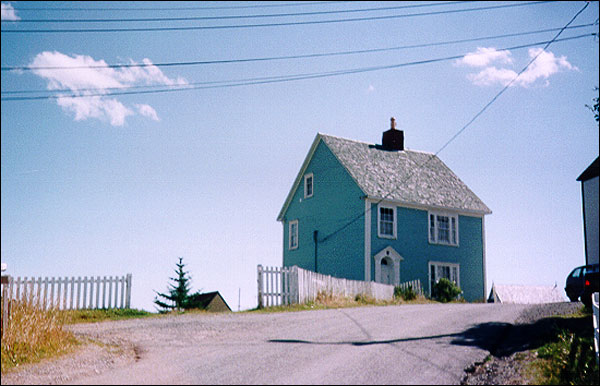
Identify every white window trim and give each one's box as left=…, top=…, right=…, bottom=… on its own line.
left=304, top=173, right=314, bottom=199
left=289, top=220, right=299, bottom=250
left=428, top=211, right=459, bottom=246
left=428, top=261, right=460, bottom=296
left=377, top=203, right=396, bottom=239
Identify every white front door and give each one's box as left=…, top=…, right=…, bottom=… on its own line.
left=381, top=258, right=393, bottom=285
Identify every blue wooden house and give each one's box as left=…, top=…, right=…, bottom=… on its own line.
left=277, top=118, right=492, bottom=301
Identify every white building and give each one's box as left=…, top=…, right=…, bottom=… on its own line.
left=577, top=157, right=599, bottom=266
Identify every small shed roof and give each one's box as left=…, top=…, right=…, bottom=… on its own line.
left=488, top=283, right=567, bottom=304
left=187, top=291, right=232, bottom=312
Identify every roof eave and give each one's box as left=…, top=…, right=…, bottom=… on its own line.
left=277, top=133, right=323, bottom=222
left=366, top=195, right=492, bottom=216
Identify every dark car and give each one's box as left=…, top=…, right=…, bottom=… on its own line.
left=565, top=263, right=599, bottom=303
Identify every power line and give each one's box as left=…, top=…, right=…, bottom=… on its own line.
left=2, top=33, right=594, bottom=102
left=3, top=2, right=472, bottom=23
left=3, top=22, right=594, bottom=73
left=318, top=1, right=590, bottom=244
left=1, top=1, right=555, bottom=33
left=9, top=1, right=354, bottom=12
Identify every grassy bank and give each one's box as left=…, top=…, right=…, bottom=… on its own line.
left=62, top=308, right=153, bottom=324
left=1, top=301, right=154, bottom=372
left=526, top=306, right=599, bottom=385
left=247, top=290, right=435, bottom=313
left=1, top=299, right=77, bottom=372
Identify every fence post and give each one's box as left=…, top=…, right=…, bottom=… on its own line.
left=125, top=274, right=132, bottom=309
left=88, top=276, right=95, bottom=309
left=257, top=265, right=263, bottom=309
left=1, top=275, right=11, bottom=339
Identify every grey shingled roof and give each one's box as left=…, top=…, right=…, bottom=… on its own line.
left=320, top=134, right=491, bottom=214
left=488, top=284, right=567, bottom=304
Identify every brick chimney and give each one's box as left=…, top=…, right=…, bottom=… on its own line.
left=382, top=117, right=404, bottom=151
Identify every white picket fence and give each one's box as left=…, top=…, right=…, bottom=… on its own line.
left=1, top=274, right=132, bottom=312
left=395, top=279, right=423, bottom=296
left=256, top=266, right=294, bottom=307
left=257, top=265, right=422, bottom=308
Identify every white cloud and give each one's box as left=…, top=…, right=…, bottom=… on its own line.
left=1, top=2, right=20, bottom=21
left=457, top=47, right=577, bottom=88
left=135, top=103, right=160, bottom=121
left=29, top=51, right=187, bottom=126
left=516, top=48, right=577, bottom=87
left=467, top=67, right=518, bottom=87
left=57, top=95, right=133, bottom=126
left=455, top=47, right=513, bottom=67
left=367, top=84, right=375, bottom=93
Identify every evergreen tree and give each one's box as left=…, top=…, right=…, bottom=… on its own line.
left=154, top=257, right=192, bottom=312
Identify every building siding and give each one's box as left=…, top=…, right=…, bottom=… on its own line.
left=369, top=204, right=484, bottom=302
left=582, top=176, right=599, bottom=265
left=282, top=141, right=365, bottom=280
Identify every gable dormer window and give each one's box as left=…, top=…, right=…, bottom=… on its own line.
left=304, top=173, right=313, bottom=199
left=429, top=212, right=458, bottom=246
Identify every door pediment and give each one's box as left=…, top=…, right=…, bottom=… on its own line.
left=374, top=246, right=403, bottom=263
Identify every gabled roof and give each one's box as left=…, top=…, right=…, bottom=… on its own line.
left=187, top=291, right=232, bottom=311
left=576, top=156, right=599, bottom=182
left=277, top=133, right=491, bottom=221
left=488, top=283, right=566, bottom=304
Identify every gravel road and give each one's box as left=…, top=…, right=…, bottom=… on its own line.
left=1, top=302, right=581, bottom=385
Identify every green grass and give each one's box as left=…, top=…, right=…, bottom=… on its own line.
left=526, top=306, right=599, bottom=385
left=62, top=308, right=154, bottom=324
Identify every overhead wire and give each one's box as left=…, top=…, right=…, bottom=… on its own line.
left=2, top=22, right=595, bottom=73
left=1, top=1, right=555, bottom=33
left=9, top=1, right=355, bottom=12
left=1, top=33, right=595, bottom=101
left=317, top=1, right=590, bottom=244
left=2, top=2, right=475, bottom=23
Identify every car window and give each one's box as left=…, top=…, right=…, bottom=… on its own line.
left=571, top=268, right=581, bottom=278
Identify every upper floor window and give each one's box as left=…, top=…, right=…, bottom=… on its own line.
left=304, top=173, right=313, bottom=199
left=289, top=220, right=299, bottom=250
left=377, top=204, right=396, bottom=239
left=429, top=212, right=458, bottom=246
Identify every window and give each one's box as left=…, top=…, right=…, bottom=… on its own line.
left=428, top=212, right=458, bottom=246
left=289, top=220, right=298, bottom=250
left=378, top=204, right=396, bottom=238
left=304, top=173, right=313, bottom=198
left=429, top=261, right=460, bottom=295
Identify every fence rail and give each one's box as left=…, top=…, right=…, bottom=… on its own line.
left=1, top=274, right=132, bottom=312
left=257, top=265, right=422, bottom=308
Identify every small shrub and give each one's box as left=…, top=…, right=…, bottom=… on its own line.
left=354, top=293, right=376, bottom=304
left=394, top=285, right=417, bottom=301
left=315, top=290, right=335, bottom=304
left=432, top=278, right=462, bottom=303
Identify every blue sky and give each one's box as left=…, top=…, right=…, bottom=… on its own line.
left=1, top=1, right=598, bottom=311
